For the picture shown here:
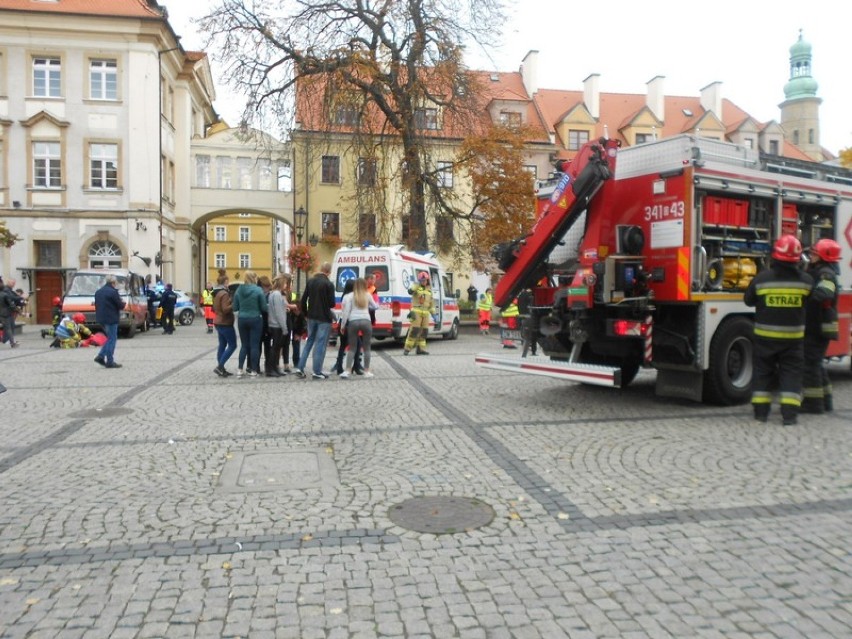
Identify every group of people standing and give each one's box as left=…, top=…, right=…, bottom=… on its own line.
left=210, top=261, right=384, bottom=380
left=745, top=235, right=841, bottom=425
left=210, top=269, right=300, bottom=378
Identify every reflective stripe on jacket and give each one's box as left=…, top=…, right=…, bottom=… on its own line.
left=744, top=263, right=812, bottom=341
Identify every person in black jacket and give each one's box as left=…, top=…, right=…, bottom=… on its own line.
left=159, top=283, right=178, bottom=334
left=0, top=278, right=24, bottom=348
left=295, top=262, right=335, bottom=379
left=94, top=275, right=126, bottom=368
left=744, top=235, right=813, bottom=425
left=801, top=238, right=841, bottom=413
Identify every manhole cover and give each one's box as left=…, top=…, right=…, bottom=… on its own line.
left=389, top=496, right=494, bottom=534
left=70, top=407, right=133, bottom=419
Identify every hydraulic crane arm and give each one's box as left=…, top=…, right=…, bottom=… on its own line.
left=492, top=138, right=619, bottom=308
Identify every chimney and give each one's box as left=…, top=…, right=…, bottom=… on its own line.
left=521, top=50, right=538, bottom=96
left=583, top=73, right=600, bottom=119
left=646, top=75, right=665, bottom=121
left=700, top=81, right=722, bottom=117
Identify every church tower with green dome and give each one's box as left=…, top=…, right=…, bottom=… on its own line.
left=779, top=30, right=823, bottom=160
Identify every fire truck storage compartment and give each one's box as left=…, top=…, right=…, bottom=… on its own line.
left=602, top=256, right=645, bottom=302
left=702, top=196, right=749, bottom=226
left=782, top=203, right=799, bottom=235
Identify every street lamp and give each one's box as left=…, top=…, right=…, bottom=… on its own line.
left=294, top=206, right=307, bottom=292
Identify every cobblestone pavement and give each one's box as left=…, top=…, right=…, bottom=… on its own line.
left=0, top=322, right=850, bottom=638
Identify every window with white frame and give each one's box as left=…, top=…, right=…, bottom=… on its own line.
left=437, top=161, right=453, bottom=188
left=214, top=226, right=226, bottom=241
left=333, top=103, right=360, bottom=126
left=498, top=111, right=522, bottom=128
left=239, top=226, right=250, bottom=242
left=414, top=107, right=439, bottom=130
left=358, top=157, right=377, bottom=186
left=33, top=57, right=61, bottom=97
left=239, top=254, right=250, bottom=269
left=358, top=213, right=376, bottom=243
left=33, top=141, right=61, bottom=188
left=88, top=240, right=122, bottom=269
left=436, top=216, right=454, bottom=244
left=214, top=253, right=226, bottom=268
left=568, top=129, right=590, bottom=151
left=259, top=160, right=273, bottom=190
left=237, top=157, right=253, bottom=189
left=90, top=143, right=118, bottom=189
left=523, top=165, right=537, bottom=179
left=217, top=156, right=232, bottom=188
left=322, top=212, right=340, bottom=238
left=89, top=59, right=117, bottom=100
left=321, top=155, right=340, bottom=184
left=196, top=155, right=211, bottom=187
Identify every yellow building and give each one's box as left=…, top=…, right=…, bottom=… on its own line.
left=205, top=214, right=277, bottom=284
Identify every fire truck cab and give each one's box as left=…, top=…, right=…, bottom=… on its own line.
left=477, top=135, right=852, bottom=404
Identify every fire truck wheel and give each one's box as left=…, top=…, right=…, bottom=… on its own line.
left=703, top=316, right=754, bottom=405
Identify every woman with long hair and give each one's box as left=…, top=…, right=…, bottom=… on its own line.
left=212, top=269, right=237, bottom=376
left=338, top=278, right=378, bottom=379
left=232, top=270, right=267, bottom=377
left=266, top=275, right=289, bottom=377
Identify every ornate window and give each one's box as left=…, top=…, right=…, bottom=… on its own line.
left=88, top=240, right=122, bottom=269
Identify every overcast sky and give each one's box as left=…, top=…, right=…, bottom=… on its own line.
left=165, top=0, right=851, bottom=154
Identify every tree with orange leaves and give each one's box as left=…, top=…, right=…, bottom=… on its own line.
left=453, top=125, right=536, bottom=271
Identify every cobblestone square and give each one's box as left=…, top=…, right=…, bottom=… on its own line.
left=1, top=323, right=850, bottom=638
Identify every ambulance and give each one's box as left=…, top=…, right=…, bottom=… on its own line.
left=331, top=245, right=461, bottom=341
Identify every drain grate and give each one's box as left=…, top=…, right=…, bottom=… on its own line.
left=389, top=496, right=495, bottom=534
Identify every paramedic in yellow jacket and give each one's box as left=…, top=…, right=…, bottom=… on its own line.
left=404, top=271, right=434, bottom=355
left=500, top=298, right=520, bottom=349
left=201, top=282, right=215, bottom=333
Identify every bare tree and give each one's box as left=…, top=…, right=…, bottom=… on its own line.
left=199, top=0, right=507, bottom=251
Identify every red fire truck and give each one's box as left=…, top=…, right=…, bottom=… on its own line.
left=476, top=135, right=852, bottom=404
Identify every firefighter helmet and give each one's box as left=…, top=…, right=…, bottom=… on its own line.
left=72, top=313, right=86, bottom=324
left=810, top=238, right=841, bottom=263
left=52, top=296, right=62, bottom=306
left=771, top=235, right=803, bottom=263
left=418, top=271, right=430, bottom=283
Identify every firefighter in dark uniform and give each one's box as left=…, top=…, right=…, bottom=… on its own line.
left=744, top=235, right=813, bottom=425
left=801, top=238, right=841, bottom=413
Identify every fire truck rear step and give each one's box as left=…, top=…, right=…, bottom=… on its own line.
left=475, top=353, right=621, bottom=387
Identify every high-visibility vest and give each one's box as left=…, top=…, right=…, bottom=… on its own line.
left=501, top=302, right=519, bottom=318
left=477, top=293, right=493, bottom=312
left=201, top=289, right=214, bottom=306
